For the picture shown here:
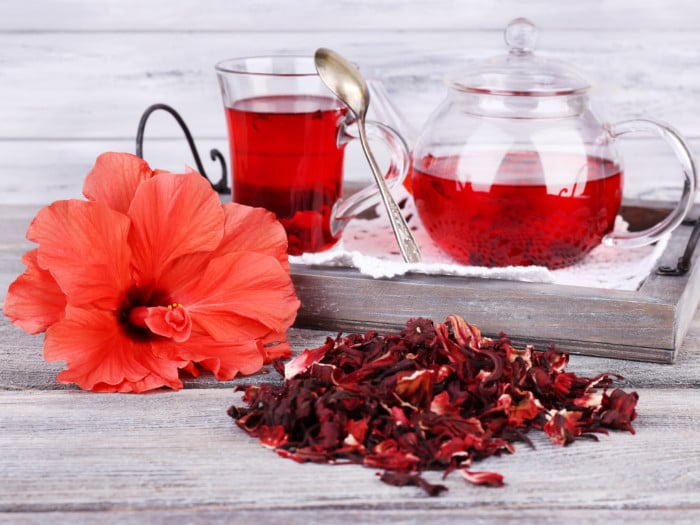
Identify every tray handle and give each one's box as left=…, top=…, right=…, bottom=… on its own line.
left=657, top=217, right=700, bottom=276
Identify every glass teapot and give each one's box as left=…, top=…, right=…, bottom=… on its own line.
left=411, top=18, right=697, bottom=269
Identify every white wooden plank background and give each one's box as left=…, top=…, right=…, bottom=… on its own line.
left=2, top=4, right=700, bottom=521
left=1, top=1, right=699, bottom=204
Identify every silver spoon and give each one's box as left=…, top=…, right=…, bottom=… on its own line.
left=314, top=48, right=422, bottom=264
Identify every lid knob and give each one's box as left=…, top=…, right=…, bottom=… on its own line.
left=446, top=18, right=590, bottom=95
left=504, top=17, right=538, bottom=55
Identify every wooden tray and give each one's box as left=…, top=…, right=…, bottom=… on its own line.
left=290, top=203, right=700, bottom=363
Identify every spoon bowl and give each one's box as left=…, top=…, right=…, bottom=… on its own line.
left=315, top=49, right=370, bottom=120
left=314, top=48, right=422, bottom=264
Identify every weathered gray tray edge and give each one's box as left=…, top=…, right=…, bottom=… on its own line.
left=291, top=213, right=700, bottom=364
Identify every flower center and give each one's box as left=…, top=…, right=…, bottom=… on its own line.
left=127, top=302, right=192, bottom=343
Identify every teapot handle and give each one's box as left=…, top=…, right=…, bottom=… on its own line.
left=604, top=119, right=697, bottom=248
left=330, top=119, right=411, bottom=231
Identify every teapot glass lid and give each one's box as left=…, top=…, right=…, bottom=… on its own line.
left=448, top=18, right=590, bottom=96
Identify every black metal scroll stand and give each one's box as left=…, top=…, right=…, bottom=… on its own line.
left=656, top=217, right=700, bottom=276
left=135, top=103, right=231, bottom=194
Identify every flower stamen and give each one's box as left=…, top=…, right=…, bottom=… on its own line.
left=128, top=303, right=192, bottom=343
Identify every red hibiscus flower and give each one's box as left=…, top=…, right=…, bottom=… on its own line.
left=3, top=152, right=300, bottom=392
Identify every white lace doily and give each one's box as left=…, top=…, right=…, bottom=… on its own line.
left=290, top=188, right=669, bottom=291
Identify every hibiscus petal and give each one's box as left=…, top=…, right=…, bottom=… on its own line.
left=156, top=332, right=265, bottom=380
left=199, top=345, right=265, bottom=379
left=150, top=251, right=211, bottom=299
left=44, top=306, right=184, bottom=392
left=260, top=331, right=293, bottom=362
left=216, top=203, right=290, bottom=272
left=83, top=152, right=156, bottom=214
left=27, top=200, right=132, bottom=311
left=155, top=203, right=291, bottom=314
left=176, top=251, right=299, bottom=342
left=88, top=372, right=183, bottom=394
left=128, top=172, right=224, bottom=281
left=3, top=249, right=67, bottom=334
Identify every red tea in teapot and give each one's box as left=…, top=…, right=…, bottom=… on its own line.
left=225, top=94, right=348, bottom=255
left=412, top=152, right=623, bottom=268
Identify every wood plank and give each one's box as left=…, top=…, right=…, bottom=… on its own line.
left=0, top=387, right=698, bottom=520
left=0, top=30, right=699, bottom=141
left=288, top=202, right=700, bottom=363
left=5, top=268, right=700, bottom=393
left=3, top=0, right=700, bottom=31
left=291, top=208, right=700, bottom=364
left=2, top=201, right=700, bottom=384
left=3, top=138, right=697, bottom=205
left=291, top=266, right=677, bottom=362
left=2, top=508, right=699, bottom=525
left=3, top=285, right=700, bottom=392
left=640, top=217, right=700, bottom=352
left=3, top=311, right=700, bottom=393
left=4, top=225, right=700, bottom=390
left=0, top=317, right=329, bottom=391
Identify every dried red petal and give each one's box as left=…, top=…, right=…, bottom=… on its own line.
left=379, top=471, right=448, bottom=496
left=461, top=469, right=505, bottom=487
left=346, top=417, right=370, bottom=443
left=256, top=425, right=288, bottom=449
left=508, top=391, right=543, bottom=426
left=599, top=389, right=639, bottom=433
left=544, top=409, right=582, bottom=446
left=553, top=372, right=577, bottom=397
left=430, top=390, right=460, bottom=416
left=364, top=439, right=421, bottom=471
left=229, top=315, right=638, bottom=496
left=394, top=369, right=435, bottom=409
left=574, top=391, right=604, bottom=410
left=284, top=338, right=333, bottom=379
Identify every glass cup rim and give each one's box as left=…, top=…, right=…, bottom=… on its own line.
left=215, top=55, right=319, bottom=77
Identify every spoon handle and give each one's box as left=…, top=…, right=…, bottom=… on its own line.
left=357, top=120, right=423, bottom=264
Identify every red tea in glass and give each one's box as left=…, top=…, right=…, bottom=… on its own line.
left=412, top=152, right=623, bottom=268
left=225, top=95, right=348, bottom=255
left=216, top=56, right=410, bottom=256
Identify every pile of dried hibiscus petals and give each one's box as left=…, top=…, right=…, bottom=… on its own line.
left=228, top=315, right=638, bottom=496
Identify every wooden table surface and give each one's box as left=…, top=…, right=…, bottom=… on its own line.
left=1, top=203, right=699, bottom=525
